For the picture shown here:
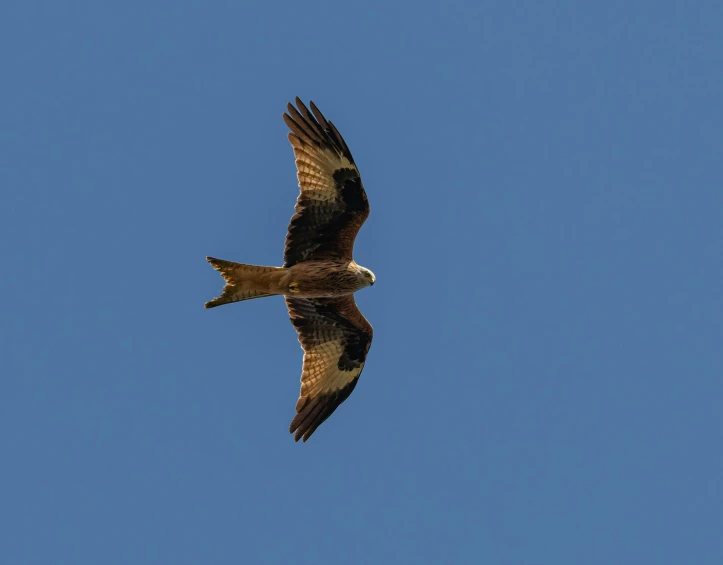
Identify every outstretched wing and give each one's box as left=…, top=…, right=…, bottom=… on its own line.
left=286, top=295, right=373, bottom=441
left=283, top=98, right=370, bottom=267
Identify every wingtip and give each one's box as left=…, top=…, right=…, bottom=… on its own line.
left=295, top=98, right=311, bottom=117
left=290, top=421, right=308, bottom=442
left=290, top=424, right=315, bottom=442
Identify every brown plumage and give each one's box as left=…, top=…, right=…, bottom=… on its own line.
left=205, top=98, right=375, bottom=441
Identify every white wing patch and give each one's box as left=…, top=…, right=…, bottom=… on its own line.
left=299, top=339, right=361, bottom=397
left=289, top=135, right=357, bottom=202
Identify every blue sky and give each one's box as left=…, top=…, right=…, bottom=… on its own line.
left=1, top=1, right=721, bottom=563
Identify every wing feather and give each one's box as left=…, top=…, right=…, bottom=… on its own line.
left=286, top=294, right=373, bottom=441
left=283, top=98, right=370, bottom=267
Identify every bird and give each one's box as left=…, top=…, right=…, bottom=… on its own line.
left=205, top=98, right=375, bottom=442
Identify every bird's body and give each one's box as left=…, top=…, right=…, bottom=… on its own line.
left=205, top=98, right=375, bottom=442
left=205, top=258, right=373, bottom=304
left=285, top=259, right=374, bottom=297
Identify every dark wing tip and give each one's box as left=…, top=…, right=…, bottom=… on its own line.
left=283, top=98, right=354, bottom=164
left=283, top=112, right=311, bottom=143
left=294, top=97, right=310, bottom=115
left=288, top=378, right=360, bottom=442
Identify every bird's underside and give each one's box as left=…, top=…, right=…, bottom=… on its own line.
left=205, top=98, right=374, bottom=442
left=204, top=258, right=369, bottom=305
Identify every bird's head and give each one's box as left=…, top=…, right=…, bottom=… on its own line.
left=354, top=264, right=376, bottom=289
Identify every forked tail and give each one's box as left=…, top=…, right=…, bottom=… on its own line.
left=205, top=257, right=284, bottom=308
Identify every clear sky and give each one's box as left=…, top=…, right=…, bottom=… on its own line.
left=1, top=1, right=721, bottom=563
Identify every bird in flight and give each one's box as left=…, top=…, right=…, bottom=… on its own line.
left=205, top=98, right=375, bottom=442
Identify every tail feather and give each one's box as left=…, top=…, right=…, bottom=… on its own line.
left=205, top=257, right=283, bottom=308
